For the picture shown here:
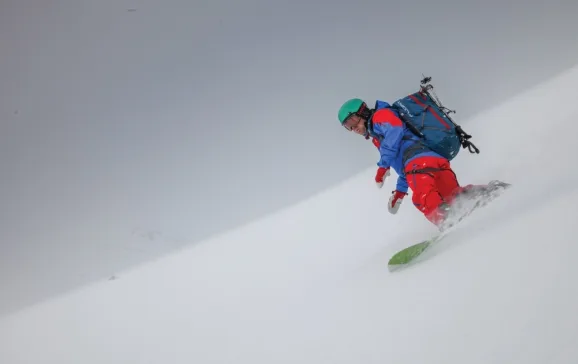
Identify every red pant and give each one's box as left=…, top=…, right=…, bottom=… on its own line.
left=404, top=155, right=462, bottom=225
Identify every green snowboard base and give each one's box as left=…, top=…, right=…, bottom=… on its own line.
left=387, top=239, right=437, bottom=272
left=388, top=240, right=432, bottom=265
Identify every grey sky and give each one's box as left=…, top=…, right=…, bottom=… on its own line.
left=1, top=0, right=578, bottom=315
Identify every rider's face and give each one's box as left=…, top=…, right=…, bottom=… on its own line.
left=344, top=114, right=367, bottom=135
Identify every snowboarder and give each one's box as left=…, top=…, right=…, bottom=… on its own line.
left=338, top=98, right=474, bottom=228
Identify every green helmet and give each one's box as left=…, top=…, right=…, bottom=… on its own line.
left=338, top=98, right=365, bottom=125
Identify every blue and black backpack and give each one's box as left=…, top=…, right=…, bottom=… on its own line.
left=387, top=76, right=479, bottom=161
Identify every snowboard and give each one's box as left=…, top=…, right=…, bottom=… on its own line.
left=387, top=180, right=511, bottom=272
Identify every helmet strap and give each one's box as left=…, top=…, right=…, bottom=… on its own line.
left=363, top=109, right=376, bottom=140
left=357, top=105, right=371, bottom=120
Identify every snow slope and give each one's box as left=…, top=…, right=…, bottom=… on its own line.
left=1, top=65, right=578, bottom=363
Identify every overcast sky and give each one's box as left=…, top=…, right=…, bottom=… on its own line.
left=2, top=0, right=578, bottom=314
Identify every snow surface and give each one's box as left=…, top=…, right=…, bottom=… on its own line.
left=1, top=65, right=578, bottom=363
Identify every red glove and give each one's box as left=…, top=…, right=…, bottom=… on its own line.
left=388, top=190, right=407, bottom=214
left=375, top=167, right=390, bottom=189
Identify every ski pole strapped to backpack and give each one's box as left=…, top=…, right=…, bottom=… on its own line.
left=390, top=77, right=480, bottom=161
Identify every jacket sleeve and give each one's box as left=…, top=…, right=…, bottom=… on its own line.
left=372, top=109, right=405, bottom=170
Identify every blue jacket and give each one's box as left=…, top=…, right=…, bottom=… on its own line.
left=368, top=100, right=442, bottom=193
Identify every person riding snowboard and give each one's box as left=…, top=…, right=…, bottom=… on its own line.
left=338, top=98, right=473, bottom=228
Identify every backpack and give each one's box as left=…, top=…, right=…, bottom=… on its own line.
left=388, top=77, right=479, bottom=161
